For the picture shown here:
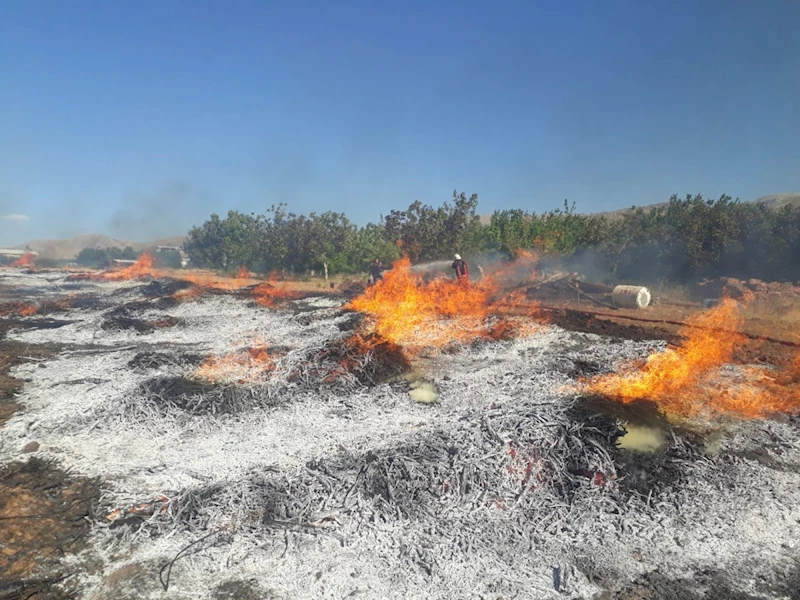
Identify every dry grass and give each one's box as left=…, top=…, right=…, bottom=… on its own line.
left=741, top=298, right=800, bottom=342
left=647, top=283, right=800, bottom=343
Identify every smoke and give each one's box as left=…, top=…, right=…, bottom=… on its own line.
left=549, top=244, right=680, bottom=286
left=617, top=424, right=665, bottom=453
left=409, top=260, right=452, bottom=276
left=108, top=181, right=217, bottom=243
left=537, top=248, right=618, bottom=284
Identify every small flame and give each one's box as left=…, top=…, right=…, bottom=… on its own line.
left=585, top=298, right=800, bottom=420
left=18, top=304, right=38, bottom=317
left=172, top=286, right=203, bottom=302
left=192, top=339, right=275, bottom=384
left=235, top=266, right=252, bottom=279
left=101, top=254, right=156, bottom=281
left=251, top=282, right=299, bottom=307
left=10, top=252, right=36, bottom=268
left=67, top=253, right=157, bottom=282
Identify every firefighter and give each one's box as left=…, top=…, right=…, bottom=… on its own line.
left=451, top=253, right=469, bottom=284
left=368, top=258, right=387, bottom=285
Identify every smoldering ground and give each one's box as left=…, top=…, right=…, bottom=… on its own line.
left=1, top=267, right=800, bottom=600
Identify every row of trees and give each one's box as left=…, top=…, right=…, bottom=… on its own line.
left=181, top=192, right=800, bottom=283
left=76, top=246, right=183, bottom=269
left=76, top=246, right=139, bottom=267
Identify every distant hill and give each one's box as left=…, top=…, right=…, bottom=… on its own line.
left=13, top=193, right=800, bottom=259
left=476, top=192, right=800, bottom=223
left=12, top=234, right=186, bottom=260
left=589, top=193, right=800, bottom=220
left=752, top=193, right=800, bottom=209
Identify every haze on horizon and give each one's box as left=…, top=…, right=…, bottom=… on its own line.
left=1, top=0, right=799, bottom=246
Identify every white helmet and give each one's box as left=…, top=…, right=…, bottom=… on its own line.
left=454, top=253, right=461, bottom=260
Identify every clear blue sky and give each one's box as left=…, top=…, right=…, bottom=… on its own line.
left=1, top=0, right=799, bottom=245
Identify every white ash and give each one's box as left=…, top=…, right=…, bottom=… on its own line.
left=1, top=271, right=799, bottom=599
left=8, top=294, right=348, bottom=353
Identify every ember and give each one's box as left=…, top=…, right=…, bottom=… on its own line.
left=17, top=304, right=38, bottom=317
left=251, top=282, right=299, bottom=307
left=192, top=340, right=275, bottom=384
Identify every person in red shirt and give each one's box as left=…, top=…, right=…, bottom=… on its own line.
left=451, top=254, right=469, bottom=284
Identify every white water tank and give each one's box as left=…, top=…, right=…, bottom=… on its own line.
left=612, top=285, right=651, bottom=309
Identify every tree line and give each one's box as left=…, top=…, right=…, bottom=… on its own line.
left=76, top=246, right=183, bottom=269
left=173, top=191, right=800, bottom=284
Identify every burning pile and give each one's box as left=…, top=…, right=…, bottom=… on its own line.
left=0, top=294, right=101, bottom=318
left=0, top=302, right=39, bottom=318
left=251, top=282, right=300, bottom=307
left=67, top=253, right=157, bottom=282
left=585, top=298, right=800, bottom=420
left=192, top=340, right=275, bottom=384
left=348, top=256, right=540, bottom=353
left=64, top=254, right=304, bottom=308
left=10, top=252, right=36, bottom=268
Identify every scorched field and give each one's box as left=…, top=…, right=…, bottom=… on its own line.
left=1, top=256, right=800, bottom=600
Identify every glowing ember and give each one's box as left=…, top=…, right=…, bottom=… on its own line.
left=585, top=299, right=800, bottom=420
left=172, top=286, right=203, bottom=302
left=63, top=253, right=302, bottom=307
left=251, top=282, right=298, bottom=307
left=10, top=252, right=36, bottom=268
left=192, top=340, right=274, bottom=384
left=177, top=272, right=250, bottom=291
left=18, top=304, right=38, bottom=317
left=348, top=256, right=540, bottom=352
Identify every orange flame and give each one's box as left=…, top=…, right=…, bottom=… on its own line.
left=67, top=254, right=158, bottom=282
left=172, top=286, right=203, bottom=302
left=251, top=282, right=299, bottom=307
left=586, top=298, right=800, bottom=420
left=10, top=252, right=36, bottom=268
left=177, top=272, right=252, bottom=291
left=348, top=256, right=540, bottom=352
left=101, top=254, right=156, bottom=281
left=18, top=304, right=38, bottom=317
left=65, top=254, right=303, bottom=307
left=192, top=340, right=275, bottom=384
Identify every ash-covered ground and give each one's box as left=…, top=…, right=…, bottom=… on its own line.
left=1, top=270, right=799, bottom=600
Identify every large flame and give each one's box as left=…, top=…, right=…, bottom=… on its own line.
left=586, top=298, right=800, bottom=420
left=348, top=256, right=540, bottom=352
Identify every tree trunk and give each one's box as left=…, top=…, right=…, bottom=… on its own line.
left=323, top=262, right=329, bottom=281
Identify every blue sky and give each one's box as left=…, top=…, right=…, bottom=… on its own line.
left=1, top=0, right=799, bottom=245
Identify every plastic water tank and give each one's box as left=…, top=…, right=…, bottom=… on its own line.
left=612, top=285, right=651, bottom=309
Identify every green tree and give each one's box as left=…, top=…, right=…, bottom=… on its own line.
left=382, top=191, right=480, bottom=262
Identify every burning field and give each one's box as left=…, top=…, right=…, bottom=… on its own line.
left=1, top=258, right=800, bottom=599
